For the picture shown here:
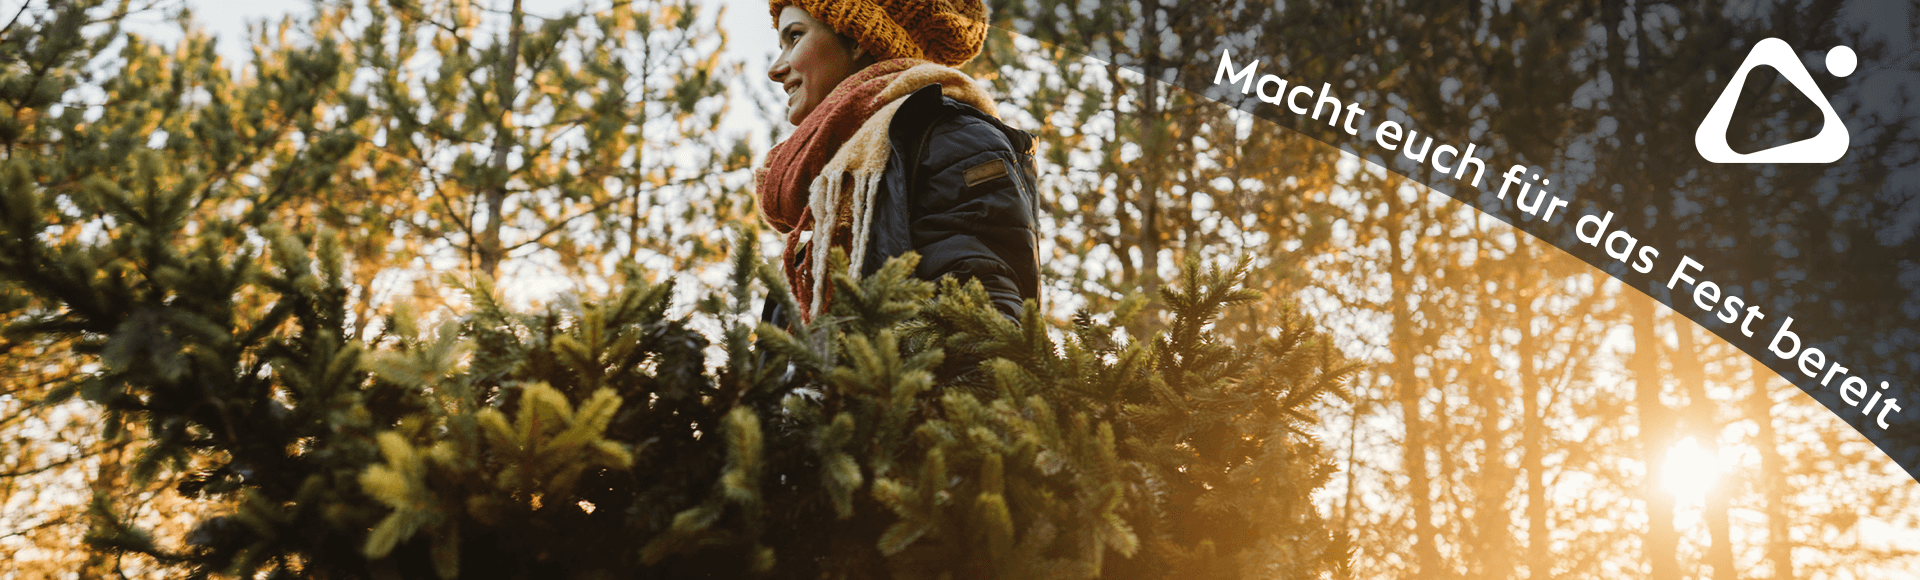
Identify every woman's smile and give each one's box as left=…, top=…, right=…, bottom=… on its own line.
left=768, top=6, right=866, bottom=125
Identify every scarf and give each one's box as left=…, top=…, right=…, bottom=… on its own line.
left=756, top=59, right=998, bottom=322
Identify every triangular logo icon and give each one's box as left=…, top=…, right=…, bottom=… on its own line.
left=1696, top=38, right=1851, bottom=164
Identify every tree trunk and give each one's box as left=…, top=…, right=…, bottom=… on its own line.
left=1630, top=300, right=1680, bottom=580
left=1385, top=189, right=1440, bottom=577
left=1750, top=361, right=1795, bottom=580
left=1472, top=235, right=1513, bottom=580
left=1474, top=334, right=1514, bottom=579
left=1134, top=0, right=1162, bottom=301
left=1673, top=322, right=1737, bottom=580
left=1516, top=245, right=1551, bottom=580
left=480, top=0, right=525, bottom=278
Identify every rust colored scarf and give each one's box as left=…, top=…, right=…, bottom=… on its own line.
left=756, top=59, right=996, bottom=322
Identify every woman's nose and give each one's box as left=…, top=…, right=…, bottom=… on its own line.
left=768, top=54, right=789, bottom=84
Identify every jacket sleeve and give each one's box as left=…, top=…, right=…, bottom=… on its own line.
left=908, top=116, right=1041, bottom=320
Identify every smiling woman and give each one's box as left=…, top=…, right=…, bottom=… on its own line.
left=753, top=0, right=1041, bottom=325
left=768, top=8, right=871, bottom=125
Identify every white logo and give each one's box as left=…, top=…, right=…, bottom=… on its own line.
left=1695, top=38, right=1855, bottom=164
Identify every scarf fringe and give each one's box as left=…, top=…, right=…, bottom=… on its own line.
left=803, top=93, right=910, bottom=319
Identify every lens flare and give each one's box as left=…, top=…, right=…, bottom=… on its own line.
left=1660, top=436, right=1720, bottom=503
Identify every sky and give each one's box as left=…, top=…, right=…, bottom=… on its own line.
left=127, top=0, right=780, bottom=76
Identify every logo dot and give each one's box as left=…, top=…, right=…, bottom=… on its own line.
left=1827, top=45, right=1857, bottom=77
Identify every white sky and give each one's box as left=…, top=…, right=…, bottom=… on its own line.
left=128, top=0, right=779, bottom=75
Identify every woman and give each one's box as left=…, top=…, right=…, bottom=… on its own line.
left=756, top=0, right=1040, bottom=326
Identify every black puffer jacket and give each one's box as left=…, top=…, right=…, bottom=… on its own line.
left=763, top=84, right=1041, bottom=327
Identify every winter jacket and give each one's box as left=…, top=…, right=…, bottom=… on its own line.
left=762, top=83, right=1041, bottom=328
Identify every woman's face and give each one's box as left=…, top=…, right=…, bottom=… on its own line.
left=769, top=6, right=866, bottom=125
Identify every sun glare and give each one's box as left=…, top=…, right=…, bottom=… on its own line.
left=1661, top=437, right=1721, bottom=503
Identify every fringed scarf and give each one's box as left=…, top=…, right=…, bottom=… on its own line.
left=756, top=59, right=997, bottom=322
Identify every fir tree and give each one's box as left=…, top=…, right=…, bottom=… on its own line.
left=0, top=2, right=1352, bottom=578
left=0, top=161, right=1357, bottom=578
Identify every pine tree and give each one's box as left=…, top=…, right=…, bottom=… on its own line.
left=0, top=5, right=1360, bottom=574
left=0, top=154, right=1358, bottom=578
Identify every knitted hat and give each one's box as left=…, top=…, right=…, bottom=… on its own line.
left=769, top=0, right=988, bottom=68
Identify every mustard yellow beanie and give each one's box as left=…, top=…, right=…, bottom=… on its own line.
left=769, top=0, right=988, bottom=68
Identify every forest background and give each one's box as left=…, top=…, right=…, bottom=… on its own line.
left=2, top=0, right=1918, bottom=579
